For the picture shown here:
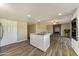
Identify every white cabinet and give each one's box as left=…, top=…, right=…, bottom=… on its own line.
left=30, top=33, right=50, bottom=52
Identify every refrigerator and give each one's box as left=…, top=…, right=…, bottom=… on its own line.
left=0, top=23, right=3, bottom=40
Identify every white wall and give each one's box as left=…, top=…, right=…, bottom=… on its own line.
left=0, top=19, right=28, bottom=47
left=31, top=23, right=70, bottom=36
left=0, top=19, right=17, bottom=46
left=71, top=8, right=79, bottom=56
left=47, top=25, right=53, bottom=34
left=36, top=23, right=47, bottom=33
left=61, top=23, right=70, bottom=36
left=28, top=24, right=36, bottom=38
left=17, top=21, right=27, bottom=42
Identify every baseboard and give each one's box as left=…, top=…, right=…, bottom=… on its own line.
left=17, top=39, right=27, bottom=43
left=0, top=40, right=27, bottom=51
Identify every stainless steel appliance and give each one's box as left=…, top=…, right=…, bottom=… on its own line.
left=0, top=22, right=3, bottom=40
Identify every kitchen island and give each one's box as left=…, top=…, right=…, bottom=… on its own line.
left=30, top=33, right=50, bottom=52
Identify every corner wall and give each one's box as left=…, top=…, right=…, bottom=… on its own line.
left=28, top=24, right=36, bottom=37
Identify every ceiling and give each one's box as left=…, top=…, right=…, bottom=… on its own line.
left=0, top=3, right=79, bottom=24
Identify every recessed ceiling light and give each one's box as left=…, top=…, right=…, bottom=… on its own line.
left=27, top=14, right=31, bottom=18
left=38, top=20, right=40, bottom=22
left=58, top=13, right=62, bottom=16
left=0, top=3, right=4, bottom=6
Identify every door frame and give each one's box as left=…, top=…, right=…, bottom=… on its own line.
left=53, top=24, right=61, bottom=36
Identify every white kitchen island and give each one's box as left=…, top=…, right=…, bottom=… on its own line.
left=30, top=33, right=50, bottom=52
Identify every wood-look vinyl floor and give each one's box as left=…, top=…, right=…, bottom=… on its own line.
left=0, top=38, right=77, bottom=56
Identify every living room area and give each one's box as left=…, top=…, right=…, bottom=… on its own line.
left=0, top=3, right=79, bottom=56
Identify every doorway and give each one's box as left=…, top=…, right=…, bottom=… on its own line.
left=53, top=24, right=61, bottom=36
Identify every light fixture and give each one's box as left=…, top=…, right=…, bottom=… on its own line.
left=38, top=20, right=40, bottom=22
left=27, top=14, right=31, bottom=18
left=58, top=13, right=62, bottom=16
left=53, top=22, right=57, bottom=25
left=0, top=3, right=4, bottom=6
left=50, top=20, right=58, bottom=25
